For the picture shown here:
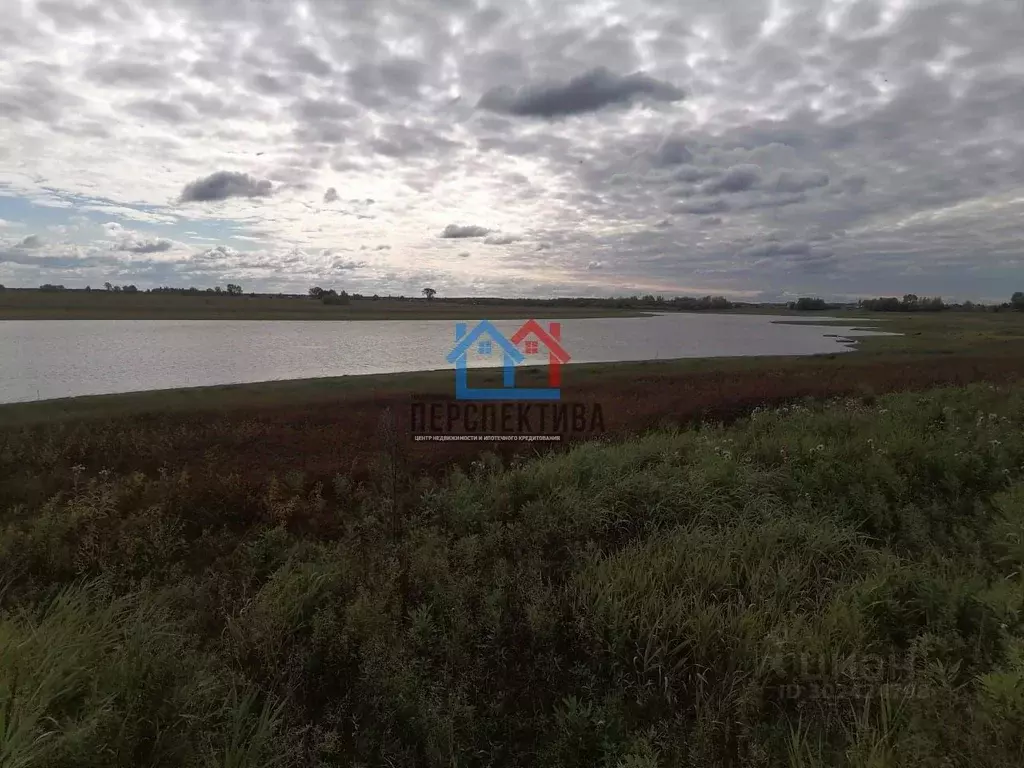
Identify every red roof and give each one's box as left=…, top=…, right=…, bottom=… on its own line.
left=509, top=319, right=570, bottom=363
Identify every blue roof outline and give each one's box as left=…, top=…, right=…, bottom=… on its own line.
left=446, top=320, right=525, bottom=364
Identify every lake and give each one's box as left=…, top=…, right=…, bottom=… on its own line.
left=0, top=314, right=893, bottom=404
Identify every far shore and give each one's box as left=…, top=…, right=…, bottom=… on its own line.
left=0, top=290, right=657, bottom=321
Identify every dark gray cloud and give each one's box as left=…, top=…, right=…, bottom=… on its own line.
left=478, top=66, right=685, bottom=118
left=773, top=168, right=831, bottom=194
left=125, top=99, right=194, bottom=124
left=292, top=97, right=360, bottom=143
left=250, top=73, right=289, bottom=95
left=670, top=165, right=718, bottom=183
left=115, top=237, right=174, bottom=254
left=0, top=64, right=83, bottom=124
left=85, top=59, right=169, bottom=87
left=738, top=240, right=812, bottom=260
left=739, top=192, right=808, bottom=211
left=347, top=57, right=424, bottom=107
left=370, top=123, right=462, bottom=158
left=323, top=187, right=339, bottom=203
left=179, top=172, right=274, bottom=203
left=671, top=198, right=730, bottom=215
left=288, top=45, right=334, bottom=77
left=830, top=174, right=867, bottom=196
left=294, top=97, right=358, bottom=123
left=334, top=257, right=367, bottom=271
left=652, top=137, right=694, bottom=167
left=440, top=224, right=492, bottom=238
left=700, top=164, right=763, bottom=194
left=198, top=245, right=240, bottom=260
left=19, top=234, right=44, bottom=248
left=483, top=234, right=520, bottom=245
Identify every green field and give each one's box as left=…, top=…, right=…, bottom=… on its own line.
left=2, top=383, right=1024, bottom=765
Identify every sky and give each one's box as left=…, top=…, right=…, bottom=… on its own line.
left=1, top=0, right=1022, bottom=302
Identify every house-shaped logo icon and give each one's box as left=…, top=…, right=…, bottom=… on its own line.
left=446, top=319, right=571, bottom=400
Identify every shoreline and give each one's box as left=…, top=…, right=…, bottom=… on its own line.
left=2, top=311, right=1022, bottom=425
left=1, top=312, right=890, bottom=413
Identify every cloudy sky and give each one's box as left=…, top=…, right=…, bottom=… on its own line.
left=1, top=0, right=1022, bottom=301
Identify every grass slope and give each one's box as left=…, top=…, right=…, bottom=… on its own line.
left=2, top=383, right=1024, bottom=766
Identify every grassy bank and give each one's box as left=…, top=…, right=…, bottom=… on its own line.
left=0, top=290, right=646, bottom=321
left=2, top=383, right=1024, bottom=765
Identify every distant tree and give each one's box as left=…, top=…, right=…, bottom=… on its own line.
left=104, top=282, right=112, bottom=291
left=309, top=286, right=325, bottom=299
left=85, top=285, right=91, bottom=291
left=226, top=283, right=242, bottom=296
left=321, top=288, right=350, bottom=305
left=422, top=287, right=437, bottom=301
left=123, top=284, right=138, bottom=293
left=39, top=284, right=66, bottom=292
left=861, top=297, right=901, bottom=311
left=372, top=294, right=380, bottom=301
left=1012, top=292, right=1024, bottom=311
left=113, top=285, right=122, bottom=292
left=215, top=286, right=223, bottom=294
left=0, top=284, right=5, bottom=291
left=793, top=297, right=827, bottom=310
left=861, top=295, right=945, bottom=312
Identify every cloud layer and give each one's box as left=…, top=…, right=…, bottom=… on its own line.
left=478, top=67, right=685, bottom=118
left=1, top=0, right=1023, bottom=301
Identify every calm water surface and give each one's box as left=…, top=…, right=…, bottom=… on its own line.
left=0, top=314, right=893, bottom=404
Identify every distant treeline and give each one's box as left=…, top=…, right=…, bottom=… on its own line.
left=859, top=293, right=1024, bottom=312
left=11, top=284, right=1024, bottom=312
left=429, top=294, right=736, bottom=310
left=788, top=297, right=831, bottom=310
left=148, top=284, right=243, bottom=295
left=25, top=284, right=244, bottom=295
left=860, top=295, right=947, bottom=312
left=786, top=293, right=1024, bottom=313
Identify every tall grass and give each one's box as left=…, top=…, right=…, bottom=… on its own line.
left=1, top=382, right=1024, bottom=765
left=0, top=582, right=286, bottom=768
